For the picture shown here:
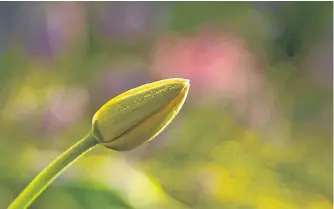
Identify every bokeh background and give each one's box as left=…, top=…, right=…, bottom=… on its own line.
left=0, top=2, right=332, bottom=209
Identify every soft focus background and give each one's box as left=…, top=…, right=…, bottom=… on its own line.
left=0, top=2, right=332, bottom=209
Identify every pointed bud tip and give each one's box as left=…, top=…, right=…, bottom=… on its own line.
left=167, top=78, right=190, bottom=89
left=180, top=78, right=190, bottom=93
left=181, top=78, right=190, bottom=86
left=172, top=78, right=190, bottom=84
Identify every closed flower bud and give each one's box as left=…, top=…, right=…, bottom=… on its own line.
left=92, top=78, right=190, bottom=151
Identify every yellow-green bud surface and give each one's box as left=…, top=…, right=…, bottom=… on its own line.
left=92, top=78, right=190, bottom=151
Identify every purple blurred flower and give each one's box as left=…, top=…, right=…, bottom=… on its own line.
left=252, top=2, right=292, bottom=13
left=20, top=2, right=87, bottom=58
left=99, top=2, right=170, bottom=40
left=91, top=61, right=151, bottom=108
left=0, top=2, right=21, bottom=53
left=25, top=21, right=53, bottom=58
left=304, top=38, right=333, bottom=89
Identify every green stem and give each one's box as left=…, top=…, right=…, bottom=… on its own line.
left=8, top=131, right=99, bottom=209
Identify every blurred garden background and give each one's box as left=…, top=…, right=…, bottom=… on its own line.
left=0, top=2, right=333, bottom=209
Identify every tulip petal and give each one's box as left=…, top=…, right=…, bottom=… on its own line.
left=92, top=78, right=190, bottom=151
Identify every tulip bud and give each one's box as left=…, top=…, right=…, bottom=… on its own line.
left=92, top=78, right=190, bottom=151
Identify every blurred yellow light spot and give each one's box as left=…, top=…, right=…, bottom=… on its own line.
left=257, top=195, right=298, bottom=209
left=200, top=163, right=246, bottom=204
left=307, top=195, right=333, bottom=209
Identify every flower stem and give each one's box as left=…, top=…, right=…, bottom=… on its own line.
left=8, top=131, right=99, bottom=209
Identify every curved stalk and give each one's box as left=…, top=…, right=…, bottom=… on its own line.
left=8, top=132, right=99, bottom=209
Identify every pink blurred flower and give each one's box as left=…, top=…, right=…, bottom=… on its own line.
left=42, top=86, right=90, bottom=134
left=149, top=29, right=261, bottom=100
